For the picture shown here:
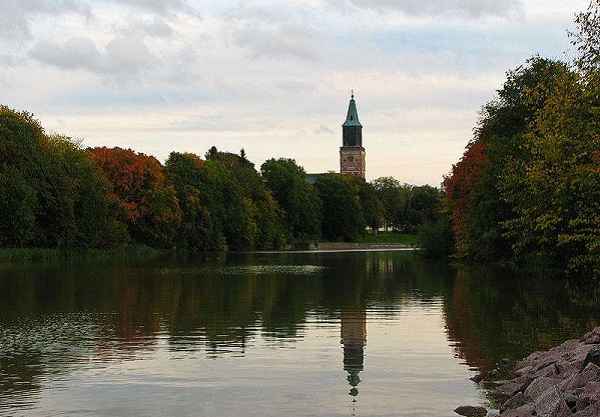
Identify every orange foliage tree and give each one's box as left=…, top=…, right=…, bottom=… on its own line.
left=443, top=143, right=489, bottom=257
left=92, top=147, right=181, bottom=248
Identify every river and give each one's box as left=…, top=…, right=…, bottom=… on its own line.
left=0, top=249, right=598, bottom=416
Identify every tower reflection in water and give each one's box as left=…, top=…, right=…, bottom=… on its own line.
left=340, top=308, right=367, bottom=398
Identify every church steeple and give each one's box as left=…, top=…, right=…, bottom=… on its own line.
left=342, top=92, right=363, bottom=147
left=340, top=92, right=366, bottom=179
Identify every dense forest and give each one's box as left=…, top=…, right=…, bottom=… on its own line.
left=422, top=1, right=600, bottom=276
left=0, top=106, right=441, bottom=251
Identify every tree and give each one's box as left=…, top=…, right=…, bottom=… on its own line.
left=164, top=152, right=223, bottom=250
left=314, top=173, right=365, bottom=241
left=47, top=135, right=126, bottom=247
left=500, top=67, right=600, bottom=273
left=0, top=105, right=76, bottom=247
left=404, top=185, right=443, bottom=234
left=261, top=158, right=322, bottom=241
left=92, top=147, right=181, bottom=248
left=206, top=150, right=286, bottom=250
left=569, top=0, right=600, bottom=76
left=371, top=177, right=407, bottom=231
left=443, top=57, right=570, bottom=259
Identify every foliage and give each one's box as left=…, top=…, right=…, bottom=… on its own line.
left=443, top=57, right=571, bottom=260
left=47, top=135, right=126, bottom=247
left=0, top=106, right=75, bottom=247
left=206, top=149, right=287, bottom=249
left=569, top=0, right=600, bottom=76
left=164, top=152, right=223, bottom=250
left=371, top=177, right=407, bottom=230
left=92, top=147, right=181, bottom=248
left=313, top=173, right=366, bottom=241
left=500, top=68, right=600, bottom=274
left=417, top=216, right=455, bottom=258
left=261, top=158, right=322, bottom=241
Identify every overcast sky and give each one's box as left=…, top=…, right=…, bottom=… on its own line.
left=0, top=0, right=588, bottom=185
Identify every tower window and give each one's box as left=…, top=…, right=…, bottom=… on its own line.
left=350, top=116, right=353, bottom=120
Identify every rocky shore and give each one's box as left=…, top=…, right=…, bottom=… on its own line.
left=455, top=326, right=600, bottom=417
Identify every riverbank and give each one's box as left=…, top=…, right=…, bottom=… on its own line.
left=0, top=245, right=160, bottom=263
left=455, top=327, right=600, bottom=417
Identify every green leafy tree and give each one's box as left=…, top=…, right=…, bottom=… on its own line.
left=500, top=67, right=600, bottom=273
left=314, top=173, right=366, bottom=241
left=261, top=158, right=322, bottom=241
left=0, top=106, right=76, bottom=247
left=164, top=152, right=223, bottom=250
left=206, top=149, right=287, bottom=249
left=371, top=177, right=407, bottom=231
left=0, top=165, right=38, bottom=247
left=569, top=0, right=600, bottom=76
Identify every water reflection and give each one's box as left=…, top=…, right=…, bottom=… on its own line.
left=0, top=251, right=598, bottom=416
left=341, top=309, right=366, bottom=397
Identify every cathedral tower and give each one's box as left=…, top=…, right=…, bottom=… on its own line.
left=340, top=93, right=366, bottom=178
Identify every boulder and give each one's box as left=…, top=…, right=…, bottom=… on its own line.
left=453, top=405, right=488, bottom=417
left=500, top=392, right=532, bottom=413
left=580, top=327, right=600, bottom=345
left=582, top=349, right=600, bottom=369
left=501, top=403, right=536, bottom=417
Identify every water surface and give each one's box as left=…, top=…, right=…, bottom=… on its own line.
left=0, top=250, right=598, bottom=416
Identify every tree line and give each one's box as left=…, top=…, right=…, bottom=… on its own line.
left=421, top=0, right=600, bottom=276
left=0, top=108, right=441, bottom=251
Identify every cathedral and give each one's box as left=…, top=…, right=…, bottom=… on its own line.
left=340, top=93, right=366, bottom=179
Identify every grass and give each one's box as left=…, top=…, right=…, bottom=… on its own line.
left=355, top=233, right=417, bottom=245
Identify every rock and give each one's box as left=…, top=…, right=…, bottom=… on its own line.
left=498, top=375, right=531, bottom=396
left=501, top=403, right=536, bottom=417
left=580, top=327, right=600, bottom=344
left=533, top=384, right=572, bottom=417
left=501, top=392, right=532, bottom=413
left=524, top=377, right=559, bottom=402
left=488, top=328, right=600, bottom=417
left=453, top=405, right=488, bottom=417
left=470, top=373, right=484, bottom=383
left=575, top=381, right=600, bottom=410
left=582, top=349, right=600, bottom=369
left=572, top=402, right=600, bottom=417
left=571, top=362, right=600, bottom=389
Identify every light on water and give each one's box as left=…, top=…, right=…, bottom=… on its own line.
left=0, top=251, right=598, bottom=416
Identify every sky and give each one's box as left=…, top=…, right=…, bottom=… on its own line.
left=0, top=0, right=589, bottom=185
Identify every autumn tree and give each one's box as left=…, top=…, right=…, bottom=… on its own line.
left=92, top=147, right=181, bottom=248
left=442, top=57, right=570, bottom=259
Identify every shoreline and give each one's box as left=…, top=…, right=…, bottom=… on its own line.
left=455, top=327, right=600, bottom=417
left=285, top=242, right=416, bottom=251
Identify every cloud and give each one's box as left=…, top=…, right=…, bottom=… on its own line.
left=107, top=0, right=197, bottom=16
left=133, top=19, right=175, bottom=38
left=225, top=5, right=323, bottom=61
left=28, top=35, right=155, bottom=82
left=29, top=37, right=100, bottom=71
left=0, top=0, right=91, bottom=41
left=328, top=0, right=523, bottom=18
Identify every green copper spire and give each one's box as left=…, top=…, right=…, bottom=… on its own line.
left=342, top=91, right=362, bottom=128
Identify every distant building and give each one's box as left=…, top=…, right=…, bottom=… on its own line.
left=340, top=93, right=366, bottom=179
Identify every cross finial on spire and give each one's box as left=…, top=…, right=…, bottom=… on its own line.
left=351, top=89, right=354, bottom=100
